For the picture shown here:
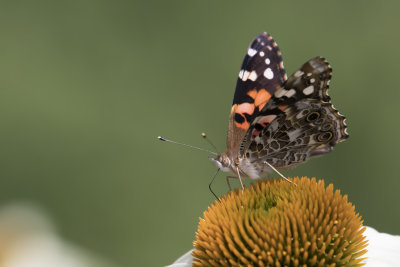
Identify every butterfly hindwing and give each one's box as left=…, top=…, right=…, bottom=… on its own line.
left=242, top=99, right=348, bottom=170
left=227, top=32, right=287, bottom=156
left=272, top=57, right=332, bottom=106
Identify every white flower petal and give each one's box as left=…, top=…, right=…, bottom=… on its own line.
left=165, top=249, right=193, bottom=267
left=363, top=226, right=400, bottom=266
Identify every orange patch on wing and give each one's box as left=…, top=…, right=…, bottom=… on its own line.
left=235, top=121, right=250, bottom=130
left=247, top=89, right=257, bottom=100
left=234, top=103, right=255, bottom=130
left=236, top=103, right=255, bottom=115
left=235, top=90, right=274, bottom=131
left=247, top=89, right=271, bottom=112
left=254, top=89, right=271, bottom=106
left=278, top=105, right=288, bottom=111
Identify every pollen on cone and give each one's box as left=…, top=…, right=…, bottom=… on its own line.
left=192, top=177, right=368, bottom=267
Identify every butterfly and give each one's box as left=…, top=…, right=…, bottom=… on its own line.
left=209, top=32, right=348, bottom=188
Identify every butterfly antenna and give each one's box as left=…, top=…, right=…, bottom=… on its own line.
left=264, top=161, right=297, bottom=186
left=201, top=133, right=220, bottom=154
left=158, top=136, right=218, bottom=156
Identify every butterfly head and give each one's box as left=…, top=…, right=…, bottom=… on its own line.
left=210, top=153, right=232, bottom=172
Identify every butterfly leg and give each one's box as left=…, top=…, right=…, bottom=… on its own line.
left=235, top=167, right=245, bottom=191
left=225, top=176, right=237, bottom=192
left=226, top=174, right=249, bottom=191
left=263, top=161, right=296, bottom=186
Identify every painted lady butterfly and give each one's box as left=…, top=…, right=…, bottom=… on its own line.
left=209, top=32, right=348, bottom=189
left=160, top=32, right=348, bottom=194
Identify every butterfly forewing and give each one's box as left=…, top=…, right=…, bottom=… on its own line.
left=227, top=32, right=287, bottom=156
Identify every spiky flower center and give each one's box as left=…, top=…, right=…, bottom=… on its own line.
left=192, top=177, right=367, bottom=267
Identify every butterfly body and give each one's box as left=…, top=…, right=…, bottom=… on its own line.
left=210, top=152, right=270, bottom=179
left=210, top=32, right=348, bottom=180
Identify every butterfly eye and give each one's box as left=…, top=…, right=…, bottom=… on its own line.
left=318, top=132, right=333, bottom=142
left=306, top=112, right=320, bottom=122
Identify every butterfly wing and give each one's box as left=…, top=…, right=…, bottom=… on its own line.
left=227, top=32, right=287, bottom=157
left=240, top=57, right=348, bottom=168
left=272, top=56, right=332, bottom=105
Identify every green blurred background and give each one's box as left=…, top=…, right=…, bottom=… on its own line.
left=0, top=1, right=399, bottom=266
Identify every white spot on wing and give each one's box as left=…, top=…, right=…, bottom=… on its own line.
left=274, top=89, right=287, bottom=98
left=296, top=112, right=304, bottom=119
left=249, top=71, right=258, bottom=81
left=265, top=58, right=270, bottom=65
left=248, top=48, right=257, bottom=57
left=264, top=68, right=274, bottom=79
left=294, top=70, right=304, bottom=77
left=303, top=85, right=314, bottom=95
left=242, top=70, right=250, bottom=81
left=310, top=78, right=315, bottom=83
left=259, top=51, right=265, bottom=57
left=238, top=70, right=244, bottom=79
left=286, top=89, right=296, bottom=97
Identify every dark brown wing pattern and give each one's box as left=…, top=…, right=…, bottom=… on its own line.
left=240, top=57, right=348, bottom=168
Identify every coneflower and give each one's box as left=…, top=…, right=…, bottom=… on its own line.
left=192, top=177, right=367, bottom=267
